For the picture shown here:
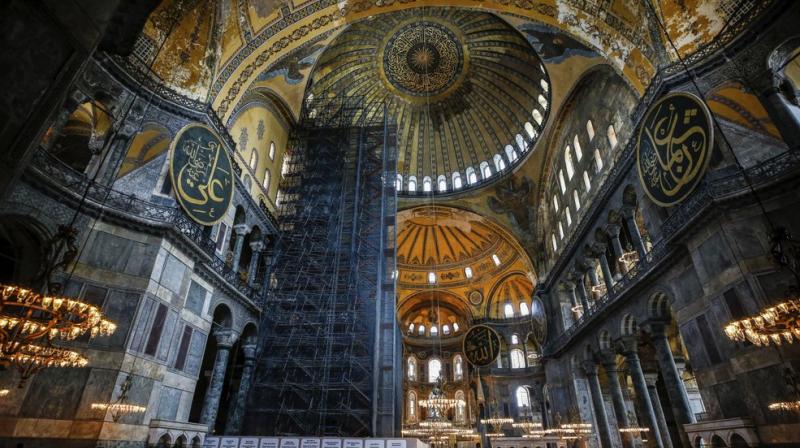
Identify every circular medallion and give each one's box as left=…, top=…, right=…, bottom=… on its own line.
left=636, top=92, right=714, bottom=207
left=468, top=290, right=483, bottom=306
left=379, top=19, right=467, bottom=101
left=169, top=123, right=234, bottom=225
left=462, top=324, right=501, bottom=367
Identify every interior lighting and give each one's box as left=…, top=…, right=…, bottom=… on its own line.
left=723, top=298, right=800, bottom=346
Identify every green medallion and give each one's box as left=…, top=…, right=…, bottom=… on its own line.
left=169, top=123, right=233, bottom=225
left=636, top=92, right=714, bottom=207
left=462, top=324, right=501, bottom=367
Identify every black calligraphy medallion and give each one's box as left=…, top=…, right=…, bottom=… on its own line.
left=169, top=123, right=233, bottom=225
left=462, top=324, right=501, bottom=367
left=636, top=92, right=714, bottom=206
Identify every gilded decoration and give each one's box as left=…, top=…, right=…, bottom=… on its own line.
left=463, top=324, right=501, bottom=367
left=378, top=18, right=468, bottom=102
left=636, top=92, right=714, bottom=207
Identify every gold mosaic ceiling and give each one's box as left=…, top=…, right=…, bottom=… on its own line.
left=308, top=8, right=550, bottom=195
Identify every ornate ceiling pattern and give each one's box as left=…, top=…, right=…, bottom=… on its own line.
left=396, top=206, right=537, bottom=323
left=307, top=8, right=550, bottom=194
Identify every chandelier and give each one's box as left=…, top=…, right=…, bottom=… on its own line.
left=768, top=400, right=800, bottom=411
left=0, top=284, right=117, bottom=355
left=0, top=389, right=8, bottom=397
left=619, top=426, right=650, bottom=434
left=419, top=395, right=465, bottom=413
left=480, top=416, right=513, bottom=426
left=723, top=297, right=800, bottom=346
left=91, top=375, right=147, bottom=422
left=6, top=343, right=88, bottom=384
left=619, top=250, right=639, bottom=271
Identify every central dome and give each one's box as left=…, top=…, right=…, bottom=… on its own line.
left=380, top=19, right=467, bottom=99
left=307, top=8, right=551, bottom=196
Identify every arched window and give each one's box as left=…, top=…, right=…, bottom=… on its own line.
left=558, top=170, right=566, bottom=193
left=520, top=302, right=529, bottom=316
left=566, top=206, right=572, bottom=226
left=573, top=190, right=581, bottom=211
left=408, top=176, right=417, bottom=192
left=504, top=303, right=514, bottom=318
left=396, top=174, right=403, bottom=191
left=418, top=325, right=425, bottom=335
left=511, top=334, right=520, bottom=345
left=269, top=142, right=276, bottom=160
left=455, top=390, right=466, bottom=423
left=551, top=234, right=558, bottom=251
left=594, top=148, right=604, bottom=171
left=422, top=176, right=432, bottom=192
left=493, top=154, right=506, bottom=171
left=466, top=167, right=477, bottom=185
left=540, top=79, right=549, bottom=92
left=263, top=170, right=271, bottom=191
left=515, top=135, right=525, bottom=154
left=407, top=357, right=417, bottom=380
left=452, top=172, right=463, bottom=189
left=428, top=359, right=442, bottom=382
left=437, top=175, right=447, bottom=192
left=453, top=322, right=459, bottom=332
left=408, top=391, right=417, bottom=421
left=537, top=95, right=548, bottom=109
left=583, top=171, right=591, bottom=191
left=511, top=349, right=526, bottom=369
left=249, top=150, right=258, bottom=170
left=507, top=144, right=519, bottom=163
left=553, top=194, right=559, bottom=212
left=558, top=221, right=564, bottom=239
left=586, top=120, right=595, bottom=141
left=464, top=266, right=473, bottom=279
left=492, top=254, right=501, bottom=266
left=453, top=355, right=464, bottom=381
left=607, top=124, right=618, bottom=149
left=243, top=174, right=252, bottom=191
left=516, top=386, right=531, bottom=408
left=443, top=324, right=450, bottom=335
left=428, top=272, right=436, bottom=284
left=480, top=161, right=492, bottom=179
left=430, top=325, right=438, bottom=336
left=532, top=109, right=543, bottom=125
left=524, top=122, right=536, bottom=140
left=408, top=323, right=415, bottom=333
left=564, top=147, right=574, bottom=179
left=573, top=136, right=583, bottom=161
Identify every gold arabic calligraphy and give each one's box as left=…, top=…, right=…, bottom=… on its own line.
left=638, top=93, right=712, bottom=205
left=463, top=325, right=500, bottom=366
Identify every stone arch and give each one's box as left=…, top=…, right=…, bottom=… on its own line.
left=213, top=303, right=234, bottom=329
left=620, top=314, right=638, bottom=337
left=711, top=434, right=727, bottom=447
left=157, top=433, right=172, bottom=448
left=647, top=290, right=672, bottom=320
left=694, top=436, right=705, bottom=448
left=0, top=214, right=53, bottom=287
left=176, top=434, right=188, bottom=448
left=240, top=321, right=258, bottom=345
left=192, top=436, right=203, bottom=448
left=728, top=432, right=750, bottom=447
left=622, top=184, right=638, bottom=207
left=598, top=330, right=612, bottom=351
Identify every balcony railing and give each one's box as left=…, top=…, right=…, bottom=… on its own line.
left=28, top=148, right=263, bottom=305
left=545, top=149, right=800, bottom=355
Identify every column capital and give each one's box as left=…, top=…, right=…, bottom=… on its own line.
left=249, top=240, right=265, bottom=252
left=233, top=224, right=251, bottom=236
left=242, top=343, right=258, bottom=360
left=643, top=321, right=670, bottom=339
left=582, top=360, right=600, bottom=376
left=598, top=350, right=618, bottom=370
left=616, top=336, right=639, bottom=356
left=213, top=328, right=238, bottom=348
left=605, top=223, right=621, bottom=238
left=643, top=372, right=659, bottom=388
left=621, top=205, right=637, bottom=220
left=560, top=280, right=576, bottom=291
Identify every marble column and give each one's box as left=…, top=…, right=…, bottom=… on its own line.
left=753, top=74, right=800, bottom=150
left=644, top=373, right=673, bottom=448
left=576, top=278, right=591, bottom=312
left=200, top=328, right=237, bottom=430
left=601, top=355, right=633, bottom=448
left=583, top=361, right=614, bottom=448
left=247, top=241, right=264, bottom=287
left=563, top=281, right=580, bottom=321
left=649, top=324, right=695, bottom=448
left=622, top=208, right=647, bottom=259
left=619, top=339, right=664, bottom=448
left=231, top=224, right=250, bottom=273
left=586, top=265, right=601, bottom=301
left=597, top=252, right=615, bottom=293
left=226, top=343, right=258, bottom=434
left=606, top=224, right=627, bottom=274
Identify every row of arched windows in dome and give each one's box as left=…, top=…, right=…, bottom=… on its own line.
left=407, top=321, right=460, bottom=337
left=405, top=386, right=532, bottom=423
left=550, top=119, right=618, bottom=253
left=407, top=355, right=465, bottom=382
left=396, top=84, right=548, bottom=194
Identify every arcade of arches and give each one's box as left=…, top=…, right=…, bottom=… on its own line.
left=1, top=1, right=800, bottom=448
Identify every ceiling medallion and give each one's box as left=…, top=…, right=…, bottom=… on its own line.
left=379, top=19, right=468, bottom=103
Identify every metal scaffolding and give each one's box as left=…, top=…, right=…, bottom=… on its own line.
left=245, top=95, right=401, bottom=436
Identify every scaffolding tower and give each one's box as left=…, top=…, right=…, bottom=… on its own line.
left=245, top=96, right=401, bottom=436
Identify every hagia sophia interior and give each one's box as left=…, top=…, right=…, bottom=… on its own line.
left=1, top=0, right=800, bottom=447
